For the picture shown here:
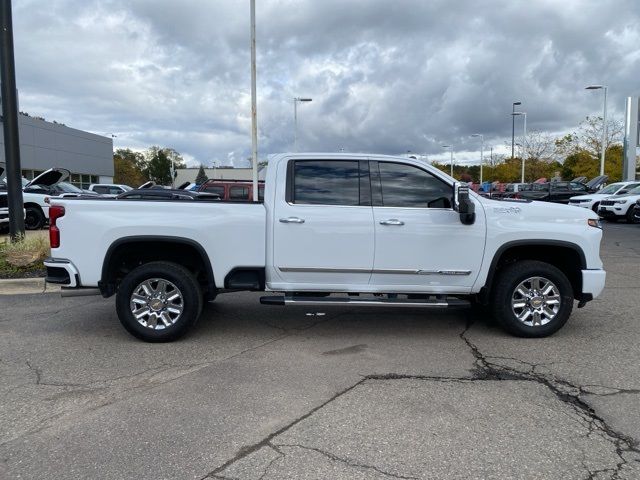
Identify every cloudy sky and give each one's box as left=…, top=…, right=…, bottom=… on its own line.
left=12, top=0, right=640, bottom=166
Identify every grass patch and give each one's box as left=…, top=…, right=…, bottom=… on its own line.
left=0, top=232, right=49, bottom=279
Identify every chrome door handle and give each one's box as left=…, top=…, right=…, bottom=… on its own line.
left=379, top=219, right=404, bottom=226
left=279, top=217, right=305, bottom=224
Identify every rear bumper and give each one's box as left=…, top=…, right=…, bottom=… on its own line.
left=44, top=258, right=79, bottom=287
left=582, top=269, right=606, bottom=299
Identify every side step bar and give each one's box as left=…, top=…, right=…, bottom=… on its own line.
left=260, top=295, right=470, bottom=308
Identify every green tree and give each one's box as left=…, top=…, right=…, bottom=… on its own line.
left=195, top=164, right=208, bottom=185
left=144, top=146, right=187, bottom=185
left=113, top=148, right=148, bottom=187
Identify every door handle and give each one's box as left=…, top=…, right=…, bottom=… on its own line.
left=379, top=219, right=404, bottom=226
left=279, top=217, right=305, bottom=224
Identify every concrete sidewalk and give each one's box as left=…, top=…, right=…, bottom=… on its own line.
left=0, top=277, right=60, bottom=295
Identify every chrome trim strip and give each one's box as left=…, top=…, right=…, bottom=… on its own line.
left=284, top=296, right=450, bottom=308
left=278, top=267, right=472, bottom=276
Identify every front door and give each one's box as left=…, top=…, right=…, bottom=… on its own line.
left=271, top=159, right=374, bottom=289
left=369, top=160, right=486, bottom=292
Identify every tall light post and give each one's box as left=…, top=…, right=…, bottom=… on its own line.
left=585, top=85, right=608, bottom=177
left=249, top=0, right=258, bottom=201
left=511, top=101, right=521, bottom=159
left=471, top=133, right=484, bottom=184
left=512, top=111, right=527, bottom=182
left=441, top=144, right=454, bottom=177
left=293, top=97, right=312, bottom=151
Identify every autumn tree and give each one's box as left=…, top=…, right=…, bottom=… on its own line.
left=113, top=148, right=148, bottom=187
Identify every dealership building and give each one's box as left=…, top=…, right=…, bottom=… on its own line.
left=0, top=113, right=114, bottom=188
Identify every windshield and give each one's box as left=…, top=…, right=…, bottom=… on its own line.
left=121, top=185, right=133, bottom=191
left=56, top=182, right=84, bottom=193
left=598, top=184, right=623, bottom=195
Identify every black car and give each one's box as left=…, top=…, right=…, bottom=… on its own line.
left=517, top=176, right=608, bottom=204
left=116, top=188, right=221, bottom=201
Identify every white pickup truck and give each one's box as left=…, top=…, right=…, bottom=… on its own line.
left=45, top=153, right=606, bottom=342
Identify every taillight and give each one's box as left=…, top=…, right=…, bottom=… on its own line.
left=49, top=205, right=65, bottom=248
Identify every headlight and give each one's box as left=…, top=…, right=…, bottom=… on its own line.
left=614, top=199, right=627, bottom=204
left=588, top=218, right=602, bottom=229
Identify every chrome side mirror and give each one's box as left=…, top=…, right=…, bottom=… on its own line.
left=454, top=183, right=476, bottom=225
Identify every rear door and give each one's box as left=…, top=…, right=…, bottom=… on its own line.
left=369, top=160, right=485, bottom=292
left=272, top=159, right=374, bottom=288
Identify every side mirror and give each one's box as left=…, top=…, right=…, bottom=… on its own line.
left=454, top=183, right=476, bottom=225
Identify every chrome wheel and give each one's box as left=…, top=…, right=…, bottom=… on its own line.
left=511, top=276, right=561, bottom=327
left=129, top=278, right=184, bottom=330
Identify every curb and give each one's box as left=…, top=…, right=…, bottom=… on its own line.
left=0, top=277, right=61, bottom=295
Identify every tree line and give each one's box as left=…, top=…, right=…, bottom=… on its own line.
left=113, top=147, right=186, bottom=186
left=431, top=116, right=627, bottom=183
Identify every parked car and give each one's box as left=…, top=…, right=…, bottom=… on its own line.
left=569, top=181, right=640, bottom=212
left=45, top=153, right=605, bottom=342
left=198, top=179, right=265, bottom=201
left=88, top=183, right=133, bottom=196
left=598, top=185, right=640, bottom=223
left=517, top=176, right=608, bottom=204
left=116, top=188, right=220, bottom=201
left=632, top=200, right=640, bottom=223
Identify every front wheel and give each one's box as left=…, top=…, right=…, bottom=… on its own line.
left=491, top=260, right=573, bottom=337
left=115, top=261, right=203, bottom=342
left=626, top=207, right=638, bottom=224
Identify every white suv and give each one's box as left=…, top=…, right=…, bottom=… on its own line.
left=88, top=184, right=132, bottom=196
left=597, top=184, right=640, bottom=223
left=569, top=181, right=640, bottom=212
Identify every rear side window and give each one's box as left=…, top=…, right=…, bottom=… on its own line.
left=93, top=186, right=108, bottom=194
left=292, top=160, right=361, bottom=206
left=230, top=186, right=250, bottom=200
left=375, top=162, right=452, bottom=208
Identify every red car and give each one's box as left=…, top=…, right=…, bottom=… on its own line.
left=197, top=180, right=265, bottom=201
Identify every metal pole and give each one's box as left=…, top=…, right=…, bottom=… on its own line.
left=293, top=98, right=298, bottom=152
left=250, top=0, right=258, bottom=201
left=0, top=0, right=25, bottom=240
left=600, top=87, right=607, bottom=177
left=521, top=113, right=527, bottom=183
left=480, top=136, right=484, bottom=185
left=450, top=149, right=454, bottom=177
left=511, top=104, right=516, bottom=159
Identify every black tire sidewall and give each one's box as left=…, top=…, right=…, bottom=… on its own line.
left=492, top=260, right=573, bottom=338
left=25, top=207, right=44, bottom=230
left=116, top=261, right=202, bottom=342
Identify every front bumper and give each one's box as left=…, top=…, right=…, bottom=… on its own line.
left=598, top=207, right=625, bottom=218
left=44, top=258, right=79, bottom=287
left=582, top=269, right=606, bottom=299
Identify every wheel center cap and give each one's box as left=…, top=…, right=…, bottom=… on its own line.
left=150, top=299, right=164, bottom=311
left=530, top=296, right=543, bottom=309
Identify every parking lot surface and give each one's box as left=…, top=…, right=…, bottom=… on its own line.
left=1, top=224, right=639, bottom=479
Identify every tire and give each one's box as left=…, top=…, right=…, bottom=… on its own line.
left=115, top=261, right=203, bottom=342
left=626, top=207, right=638, bottom=224
left=491, top=260, right=573, bottom=338
left=25, top=206, right=45, bottom=230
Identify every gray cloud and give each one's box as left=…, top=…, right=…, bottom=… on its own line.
left=12, top=0, right=640, bottom=166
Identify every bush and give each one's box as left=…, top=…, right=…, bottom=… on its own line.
left=3, top=233, right=49, bottom=267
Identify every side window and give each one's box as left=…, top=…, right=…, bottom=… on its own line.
left=376, top=162, right=452, bottom=208
left=258, top=185, right=265, bottom=201
left=109, top=187, right=123, bottom=195
left=93, top=186, right=108, bottom=194
left=230, top=186, right=249, bottom=201
left=292, top=160, right=360, bottom=206
left=570, top=182, right=586, bottom=191
left=203, top=185, right=225, bottom=197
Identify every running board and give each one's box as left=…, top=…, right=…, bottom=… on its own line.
left=260, top=295, right=470, bottom=308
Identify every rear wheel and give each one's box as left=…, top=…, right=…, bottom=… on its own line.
left=491, top=260, right=573, bottom=337
left=25, top=206, right=45, bottom=230
left=626, top=207, right=638, bottom=224
left=115, top=261, right=203, bottom=342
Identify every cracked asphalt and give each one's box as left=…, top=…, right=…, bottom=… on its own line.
left=1, top=223, right=639, bottom=479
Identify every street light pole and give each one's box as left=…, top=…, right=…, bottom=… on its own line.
left=586, top=85, right=608, bottom=177
left=293, top=97, right=312, bottom=152
left=441, top=145, right=454, bottom=177
left=250, top=0, right=258, bottom=201
left=472, top=134, right=484, bottom=184
left=512, top=111, right=527, bottom=182
left=511, top=101, right=521, bottom=159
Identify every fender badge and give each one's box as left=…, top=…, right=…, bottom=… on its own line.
left=493, top=206, right=522, bottom=214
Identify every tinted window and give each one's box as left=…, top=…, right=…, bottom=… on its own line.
left=93, top=186, right=109, bottom=194
left=293, top=160, right=360, bottom=206
left=230, top=186, right=249, bottom=200
left=377, top=162, right=452, bottom=208
left=203, top=185, right=225, bottom=197
left=109, top=187, right=124, bottom=194
left=570, top=182, right=586, bottom=191
left=258, top=186, right=265, bottom=201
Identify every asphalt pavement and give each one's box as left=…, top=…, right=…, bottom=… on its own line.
left=1, top=223, right=639, bottom=479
